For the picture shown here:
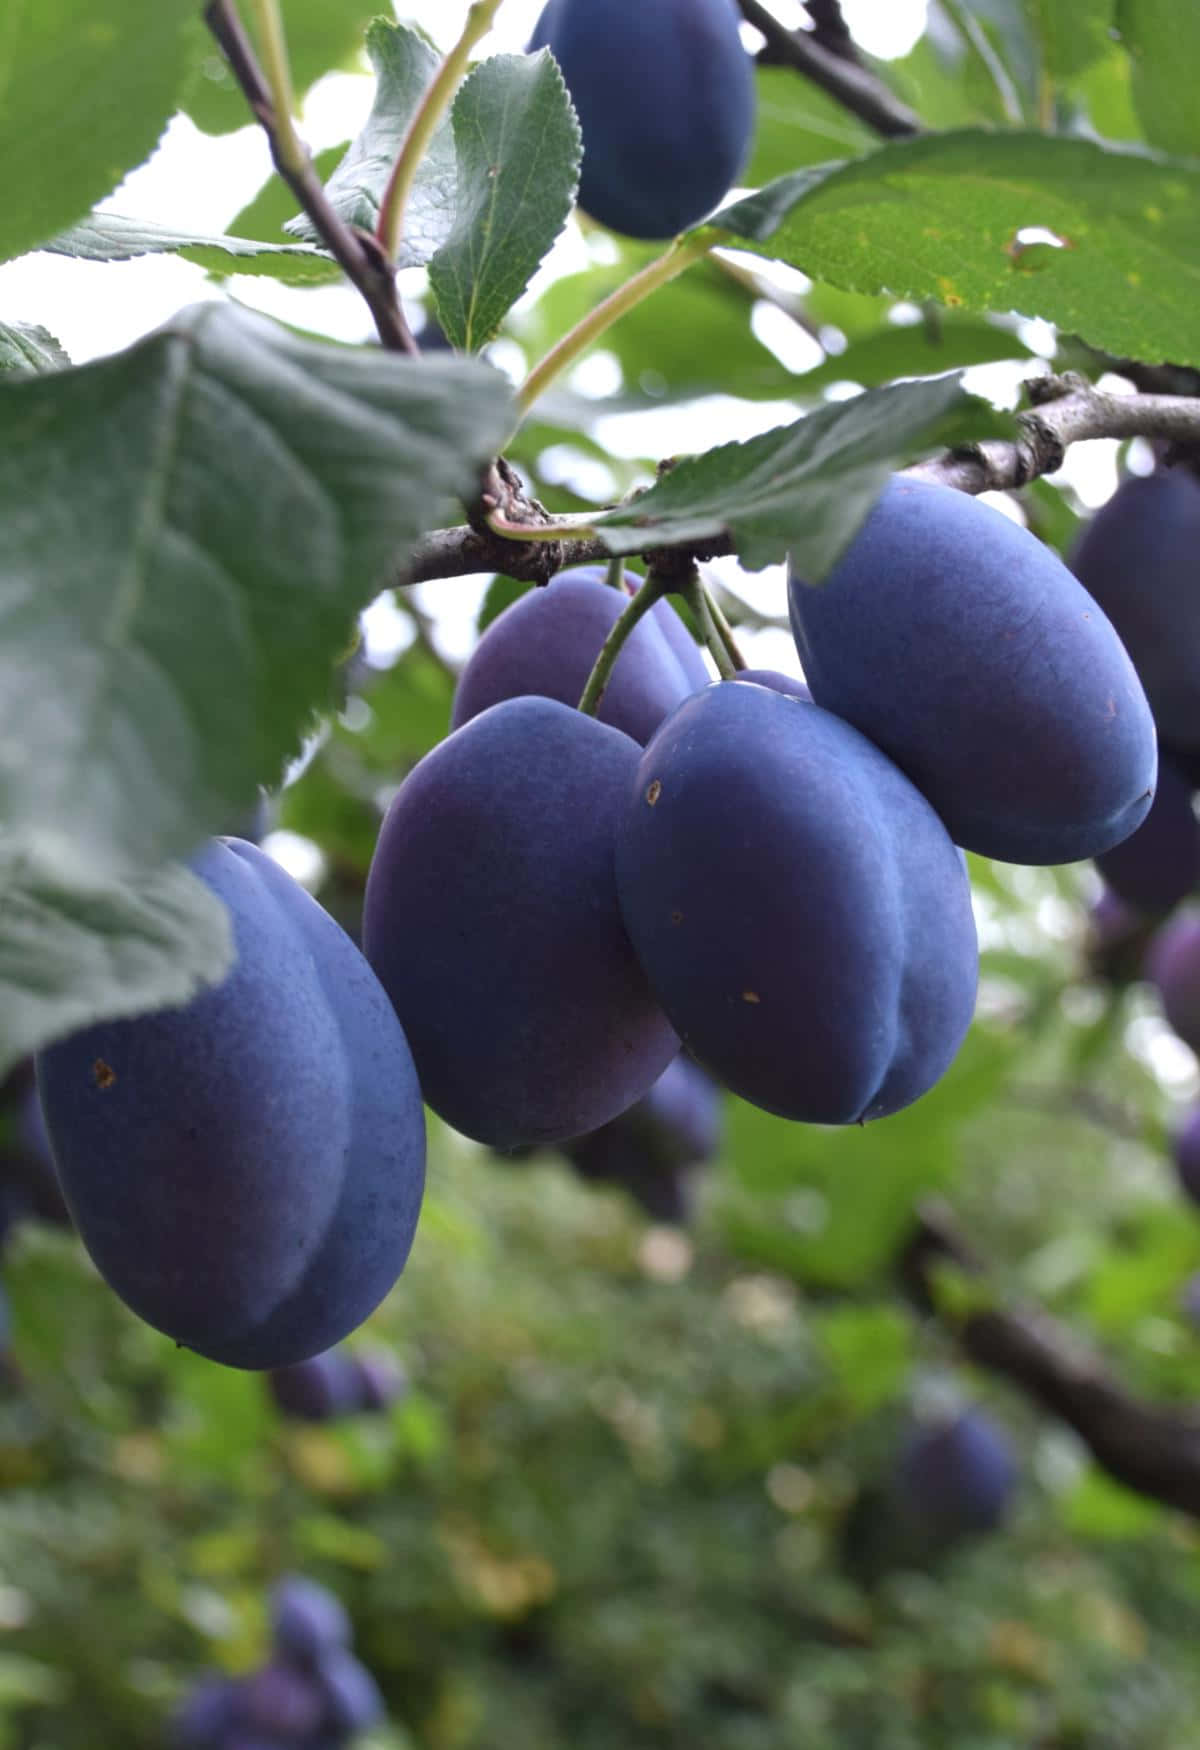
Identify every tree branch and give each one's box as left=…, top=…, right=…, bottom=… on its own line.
left=397, top=377, right=1200, bottom=587
left=804, top=0, right=861, bottom=65
left=204, top=0, right=417, bottom=355
left=736, top=0, right=920, bottom=138
left=901, top=1202, right=1200, bottom=1519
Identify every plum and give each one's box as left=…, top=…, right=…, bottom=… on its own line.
left=364, top=698, right=679, bottom=1148
left=895, top=1408, right=1017, bottom=1542
left=615, top=681, right=978, bottom=1124
left=1070, top=467, right=1200, bottom=756
left=529, top=0, right=755, bottom=239
left=564, top=1055, right=721, bottom=1222
left=1094, top=754, right=1200, bottom=914
left=271, top=1575, right=351, bottom=1666
left=1174, top=1108, right=1200, bottom=1206
left=36, top=840, right=425, bottom=1370
left=1146, top=912, right=1200, bottom=1052
left=451, top=568, right=709, bottom=746
left=789, top=476, right=1157, bottom=865
left=268, top=1349, right=364, bottom=1422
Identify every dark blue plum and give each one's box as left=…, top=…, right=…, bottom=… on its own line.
left=234, top=1661, right=325, bottom=1738
left=351, top=1349, right=407, bottom=1412
left=364, top=698, right=679, bottom=1149
left=1094, top=753, right=1199, bottom=915
left=564, top=1056, right=722, bottom=1222
left=1071, top=468, right=1200, bottom=755
left=169, top=1674, right=238, bottom=1747
left=789, top=476, right=1157, bottom=865
left=271, top=1576, right=351, bottom=1666
left=1173, top=1108, right=1200, bottom=1206
left=895, top=1409, right=1017, bottom=1542
left=737, top=669, right=811, bottom=701
left=451, top=568, right=709, bottom=746
left=36, top=840, right=425, bottom=1370
left=529, top=0, right=755, bottom=239
left=1086, top=886, right=1154, bottom=985
left=615, top=682, right=978, bottom=1124
left=315, top=1647, right=385, bottom=1735
left=1146, top=913, right=1200, bottom=1051
left=268, top=1349, right=363, bottom=1422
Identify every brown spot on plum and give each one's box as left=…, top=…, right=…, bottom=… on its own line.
left=646, top=779, right=662, bottom=806
left=92, top=1059, right=116, bottom=1090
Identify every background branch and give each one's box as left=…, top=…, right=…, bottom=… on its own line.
left=900, top=1202, right=1200, bottom=1519
left=736, top=0, right=920, bottom=138
left=204, top=0, right=417, bottom=355
left=399, top=378, right=1200, bottom=587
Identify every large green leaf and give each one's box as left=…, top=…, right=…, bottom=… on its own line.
left=0, top=302, right=515, bottom=881
left=0, top=847, right=233, bottom=1075
left=428, top=52, right=581, bottom=352
left=0, top=0, right=197, bottom=265
left=183, top=0, right=376, bottom=135
left=1118, top=0, right=1200, bottom=157
left=46, top=212, right=337, bottom=284
left=286, top=19, right=457, bottom=271
left=1028, top=0, right=1114, bottom=79
left=714, top=130, right=1200, bottom=367
left=0, top=321, right=69, bottom=375
left=591, top=376, right=1006, bottom=575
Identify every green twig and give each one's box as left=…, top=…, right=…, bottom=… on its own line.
left=249, top=0, right=304, bottom=171
left=605, top=555, right=627, bottom=591
left=578, top=573, right=672, bottom=716
left=518, top=232, right=716, bottom=414
left=684, top=571, right=737, bottom=681
left=377, top=0, right=504, bottom=263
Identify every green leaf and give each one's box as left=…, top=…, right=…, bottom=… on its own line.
left=0, top=847, right=233, bottom=1076
left=1118, top=0, right=1200, bottom=157
left=714, top=130, right=1200, bottom=367
left=0, top=1, right=197, bottom=265
left=183, top=0, right=376, bottom=136
left=286, top=20, right=456, bottom=271
left=46, top=212, right=337, bottom=284
left=592, top=376, right=1006, bottom=575
left=0, top=321, right=70, bottom=375
left=428, top=52, right=581, bottom=352
left=0, top=302, right=515, bottom=881
left=746, top=66, right=875, bottom=184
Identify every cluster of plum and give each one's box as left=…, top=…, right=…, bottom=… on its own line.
left=1071, top=466, right=1200, bottom=1273
left=170, top=1575, right=382, bottom=1749
left=529, top=0, right=755, bottom=239
left=268, top=1344, right=407, bottom=1423
left=30, top=473, right=1159, bottom=1374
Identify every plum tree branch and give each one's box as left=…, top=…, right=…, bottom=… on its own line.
left=203, top=0, right=417, bottom=356
left=901, top=1202, right=1200, bottom=1519
left=397, top=377, right=1200, bottom=587
left=735, top=0, right=920, bottom=138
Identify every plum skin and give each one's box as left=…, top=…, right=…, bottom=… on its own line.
left=789, top=476, right=1157, bottom=866
left=563, top=1055, right=722, bottom=1223
left=529, top=0, right=755, bottom=240
left=451, top=566, right=709, bottom=745
left=895, top=1410, right=1017, bottom=1541
left=364, top=697, right=679, bottom=1150
left=615, top=681, right=979, bottom=1125
left=1094, top=754, right=1200, bottom=915
left=36, top=839, right=426, bottom=1371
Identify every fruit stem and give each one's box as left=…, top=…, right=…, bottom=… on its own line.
left=605, top=555, right=627, bottom=591
left=517, top=232, right=716, bottom=414
left=697, top=579, right=746, bottom=673
left=577, top=571, right=672, bottom=717
left=249, top=0, right=304, bottom=173
left=684, top=571, right=738, bottom=680
left=376, top=0, right=504, bottom=263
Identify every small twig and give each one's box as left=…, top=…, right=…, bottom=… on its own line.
left=376, top=0, right=503, bottom=263
left=736, top=0, right=920, bottom=139
left=696, top=577, right=748, bottom=673
left=204, top=0, right=417, bottom=355
left=577, top=572, right=672, bottom=716
left=901, top=1202, right=1200, bottom=1519
left=518, top=234, right=715, bottom=414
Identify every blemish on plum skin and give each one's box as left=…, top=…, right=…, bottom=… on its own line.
left=742, top=990, right=761, bottom=1005
left=92, top=1059, right=116, bottom=1090
left=670, top=909, right=684, bottom=926
left=645, top=779, right=662, bottom=806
